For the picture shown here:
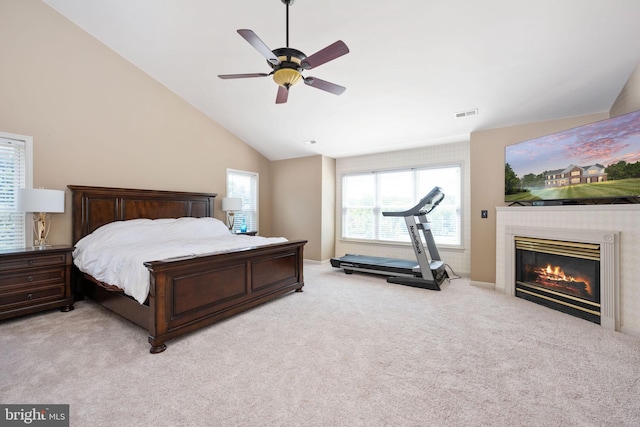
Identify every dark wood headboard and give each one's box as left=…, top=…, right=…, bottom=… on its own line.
left=68, top=185, right=217, bottom=244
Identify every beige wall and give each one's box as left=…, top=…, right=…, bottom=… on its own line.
left=321, top=156, right=336, bottom=261
left=611, top=62, right=640, bottom=117
left=271, top=155, right=335, bottom=261
left=0, top=0, right=273, bottom=246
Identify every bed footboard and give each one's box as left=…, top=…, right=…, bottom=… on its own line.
left=144, top=240, right=306, bottom=353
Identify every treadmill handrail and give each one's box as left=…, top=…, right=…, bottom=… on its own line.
left=381, top=186, right=444, bottom=217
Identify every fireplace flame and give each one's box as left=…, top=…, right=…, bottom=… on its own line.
left=534, top=263, right=592, bottom=295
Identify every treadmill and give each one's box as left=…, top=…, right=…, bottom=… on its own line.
left=330, top=186, right=449, bottom=291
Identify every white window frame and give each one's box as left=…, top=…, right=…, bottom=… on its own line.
left=226, top=168, right=259, bottom=233
left=341, top=164, right=462, bottom=248
left=0, top=131, right=33, bottom=249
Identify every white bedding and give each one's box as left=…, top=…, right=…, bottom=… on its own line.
left=73, top=217, right=287, bottom=304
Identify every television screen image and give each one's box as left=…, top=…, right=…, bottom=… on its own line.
left=505, top=109, right=640, bottom=204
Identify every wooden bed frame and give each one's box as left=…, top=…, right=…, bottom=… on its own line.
left=68, top=185, right=306, bottom=353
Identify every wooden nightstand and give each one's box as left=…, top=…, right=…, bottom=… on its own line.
left=233, top=230, right=257, bottom=236
left=0, top=246, right=74, bottom=321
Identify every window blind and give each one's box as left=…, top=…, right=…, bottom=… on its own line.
left=0, top=137, right=27, bottom=249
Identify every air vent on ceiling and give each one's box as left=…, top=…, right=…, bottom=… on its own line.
left=455, top=109, right=478, bottom=118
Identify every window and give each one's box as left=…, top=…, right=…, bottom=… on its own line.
left=0, top=132, right=32, bottom=249
left=226, top=169, right=259, bottom=232
left=342, top=165, right=461, bottom=246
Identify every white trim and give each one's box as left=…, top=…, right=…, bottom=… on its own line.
left=226, top=168, right=259, bottom=232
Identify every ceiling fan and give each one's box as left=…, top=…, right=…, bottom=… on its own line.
left=218, top=0, right=349, bottom=104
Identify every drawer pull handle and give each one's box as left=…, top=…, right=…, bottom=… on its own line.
left=28, top=260, right=34, bottom=265
left=27, top=276, right=34, bottom=282
left=27, top=293, right=33, bottom=300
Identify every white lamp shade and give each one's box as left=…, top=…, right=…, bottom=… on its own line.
left=17, top=188, right=65, bottom=213
left=222, top=197, right=242, bottom=211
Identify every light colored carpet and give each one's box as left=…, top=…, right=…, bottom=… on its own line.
left=1, top=262, right=639, bottom=426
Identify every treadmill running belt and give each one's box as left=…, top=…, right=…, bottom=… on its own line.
left=330, top=254, right=419, bottom=276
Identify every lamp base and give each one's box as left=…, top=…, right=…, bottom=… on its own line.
left=227, top=212, right=235, bottom=230
left=33, top=212, right=52, bottom=249
left=31, top=243, right=51, bottom=250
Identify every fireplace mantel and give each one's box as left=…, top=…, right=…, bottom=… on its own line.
left=494, top=205, right=640, bottom=335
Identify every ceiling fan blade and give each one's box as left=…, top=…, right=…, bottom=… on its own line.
left=237, top=29, right=280, bottom=65
left=276, top=86, right=289, bottom=104
left=218, top=73, right=269, bottom=79
left=300, top=40, right=349, bottom=70
left=303, top=77, right=346, bottom=95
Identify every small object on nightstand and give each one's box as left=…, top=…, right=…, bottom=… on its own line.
left=240, top=218, right=247, bottom=233
left=0, top=246, right=74, bottom=320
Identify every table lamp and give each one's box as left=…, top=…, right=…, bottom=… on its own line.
left=221, top=197, right=242, bottom=230
left=17, top=188, right=65, bottom=249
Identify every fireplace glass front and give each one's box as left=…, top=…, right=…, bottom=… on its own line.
left=515, top=237, right=600, bottom=324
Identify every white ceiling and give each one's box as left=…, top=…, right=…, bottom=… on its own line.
left=42, top=0, right=640, bottom=161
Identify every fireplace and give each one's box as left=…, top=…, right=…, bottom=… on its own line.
left=500, top=225, right=620, bottom=332
left=515, top=237, right=600, bottom=324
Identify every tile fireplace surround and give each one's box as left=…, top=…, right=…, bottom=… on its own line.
left=495, top=205, right=640, bottom=338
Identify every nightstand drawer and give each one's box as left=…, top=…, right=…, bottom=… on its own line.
left=0, top=267, right=66, bottom=289
left=0, top=253, right=68, bottom=272
left=0, top=284, right=65, bottom=309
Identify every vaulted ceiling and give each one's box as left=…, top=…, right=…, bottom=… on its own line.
left=42, top=0, right=640, bottom=160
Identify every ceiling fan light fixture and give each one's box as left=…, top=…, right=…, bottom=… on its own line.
left=273, top=68, right=303, bottom=87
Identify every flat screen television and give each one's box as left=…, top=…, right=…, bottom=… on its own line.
left=505, top=109, right=640, bottom=204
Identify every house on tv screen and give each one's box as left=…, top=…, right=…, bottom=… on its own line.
left=545, top=164, right=608, bottom=187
